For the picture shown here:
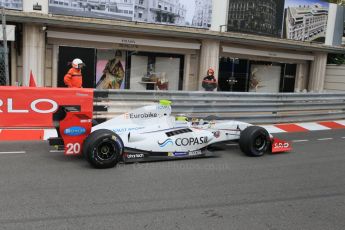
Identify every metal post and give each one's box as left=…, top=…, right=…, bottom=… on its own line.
left=2, top=7, right=9, bottom=85
left=231, top=58, right=235, bottom=78
left=230, top=58, right=235, bottom=91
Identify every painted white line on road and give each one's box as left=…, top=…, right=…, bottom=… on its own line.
left=292, top=140, right=309, bottom=143
left=342, top=137, right=345, bottom=139
left=317, top=138, right=333, bottom=141
left=49, top=150, right=64, bottom=153
left=0, top=151, right=26, bottom=155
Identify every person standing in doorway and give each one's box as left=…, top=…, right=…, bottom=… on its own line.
left=64, top=58, right=85, bottom=88
left=202, top=68, right=217, bottom=91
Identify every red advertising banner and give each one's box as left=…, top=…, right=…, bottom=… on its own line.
left=0, top=87, right=94, bottom=128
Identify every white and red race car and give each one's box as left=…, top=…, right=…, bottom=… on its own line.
left=49, top=100, right=291, bottom=169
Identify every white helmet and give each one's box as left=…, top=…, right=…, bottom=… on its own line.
left=72, top=58, right=84, bottom=69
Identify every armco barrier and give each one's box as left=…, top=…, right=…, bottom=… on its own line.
left=1, top=88, right=345, bottom=128
left=93, top=90, right=345, bottom=124
left=0, top=87, right=94, bottom=141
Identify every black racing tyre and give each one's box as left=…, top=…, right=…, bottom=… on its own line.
left=239, top=126, right=270, bottom=157
left=83, top=129, right=124, bottom=169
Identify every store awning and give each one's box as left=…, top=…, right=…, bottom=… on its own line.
left=0, top=25, right=15, bottom=41
left=47, top=30, right=201, bottom=50
left=222, top=46, right=315, bottom=61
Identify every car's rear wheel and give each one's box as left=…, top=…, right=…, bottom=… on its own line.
left=239, top=126, right=270, bottom=157
left=83, top=129, right=124, bottom=169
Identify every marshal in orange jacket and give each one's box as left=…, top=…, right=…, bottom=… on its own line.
left=64, top=68, right=83, bottom=88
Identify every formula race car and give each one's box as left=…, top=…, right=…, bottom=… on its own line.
left=49, top=100, right=291, bottom=169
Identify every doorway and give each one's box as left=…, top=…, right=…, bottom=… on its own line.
left=280, top=64, right=297, bottom=92
left=58, top=46, right=96, bottom=88
left=219, top=57, right=297, bottom=92
left=218, top=57, right=249, bottom=92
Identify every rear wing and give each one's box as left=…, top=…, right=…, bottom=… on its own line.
left=49, top=106, right=92, bottom=155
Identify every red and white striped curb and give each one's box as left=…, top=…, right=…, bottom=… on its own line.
left=261, top=120, right=345, bottom=134
left=1, top=120, right=345, bottom=141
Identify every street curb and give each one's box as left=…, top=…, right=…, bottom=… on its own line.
left=261, top=120, right=345, bottom=133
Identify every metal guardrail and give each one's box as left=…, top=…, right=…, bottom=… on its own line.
left=93, top=90, right=345, bottom=124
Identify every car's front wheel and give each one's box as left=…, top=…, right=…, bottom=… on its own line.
left=239, top=126, right=270, bottom=157
left=83, top=129, right=124, bottom=169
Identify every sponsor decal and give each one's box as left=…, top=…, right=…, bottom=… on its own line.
left=125, top=112, right=158, bottom=119
left=112, top=127, right=145, bottom=133
left=76, top=93, right=90, bottom=97
left=80, top=119, right=92, bottom=123
left=157, top=105, right=169, bottom=110
left=121, top=39, right=136, bottom=44
left=271, top=138, right=292, bottom=153
left=64, top=126, right=86, bottom=136
left=175, top=136, right=208, bottom=146
left=213, top=131, right=220, bottom=138
left=273, top=142, right=290, bottom=149
left=189, top=150, right=202, bottom=156
left=114, top=128, right=128, bottom=133
left=173, top=152, right=188, bottom=157
left=126, top=153, right=145, bottom=159
left=0, top=98, right=58, bottom=114
left=168, top=150, right=202, bottom=157
left=158, top=138, right=174, bottom=148
left=160, top=137, right=208, bottom=148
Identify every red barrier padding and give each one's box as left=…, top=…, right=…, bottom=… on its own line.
left=0, top=129, right=44, bottom=141
left=0, top=87, right=93, bottom=128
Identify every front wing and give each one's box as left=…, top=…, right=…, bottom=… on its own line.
left=271, top=138, right=292, bottom=153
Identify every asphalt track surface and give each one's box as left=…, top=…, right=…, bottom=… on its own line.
left=0, top=130, right=345, bottom=230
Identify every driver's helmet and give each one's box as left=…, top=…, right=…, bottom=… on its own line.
left=175, top=116, right=188, bottom=122
left=72, top=58, right=85, bottom=69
